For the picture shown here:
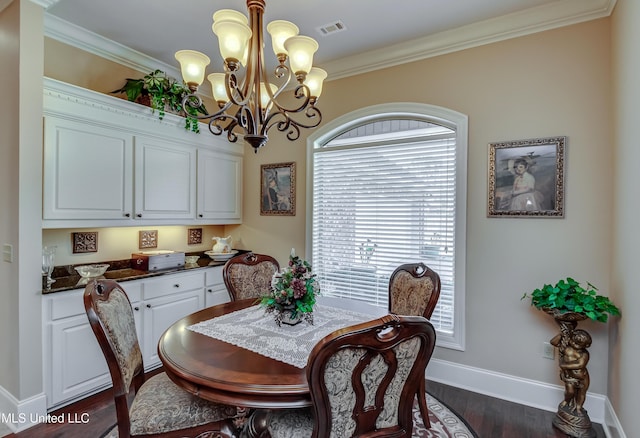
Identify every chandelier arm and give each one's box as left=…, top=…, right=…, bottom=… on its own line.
left=263, top=105, right=323, bottom=141
left=225, top=71, right=250, bottom=108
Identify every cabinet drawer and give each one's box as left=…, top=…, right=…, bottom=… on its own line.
left=143, top=271, right=204, bottom=299
left=48, top=281, right=142, bottom=320
left=49, top=289, right=84, bottom=320
left=205, top=266, right=224, bottom=286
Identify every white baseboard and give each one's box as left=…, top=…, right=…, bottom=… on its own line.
left=603, top=397, right=626, bottom=438
left=0, top=384, right=48, bottom=433
left=426, top=358, right=608, bottom=424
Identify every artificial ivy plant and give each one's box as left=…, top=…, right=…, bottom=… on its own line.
left=111, top=69, right=207, bottom=133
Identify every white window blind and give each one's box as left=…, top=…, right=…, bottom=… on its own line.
left=311, top=122, right=457, bottom=334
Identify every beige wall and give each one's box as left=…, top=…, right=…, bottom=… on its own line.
left=25, top=7, right=627, bottom=426
left=611, top=0, right=640, bottom=434
left=0, top=0, right=45, bottom=401
left=0, top=0, right=22, bottom=398
left=235, top=18, right=615, bottom=391
left=42, top=225, right=225, bottom=266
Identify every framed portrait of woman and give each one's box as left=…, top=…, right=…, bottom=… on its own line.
left=488, top=136, right=566, bottom=218
left=260, top=162, right=296, bottom=216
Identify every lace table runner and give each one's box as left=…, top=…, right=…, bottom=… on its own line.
left=187, top=303, right=381, bottom=368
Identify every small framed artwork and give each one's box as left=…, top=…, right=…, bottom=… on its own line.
left=261, top=162, right=296, bottom=216
left=72, top=232, right=98, bottom=253
left=139, top=230, right=158, bottom=249
left=188, top=228, right=203, bottom=245
left=488, top=136, right=566, bottom=218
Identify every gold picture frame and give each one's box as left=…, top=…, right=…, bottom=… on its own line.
left=260, top=162, right=296, bottom=216
left=488, top=136, right=566, bottom=218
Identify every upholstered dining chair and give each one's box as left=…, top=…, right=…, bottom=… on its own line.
left=84, top=279, right=239, bottom=438
left=222, top=252, right=280, bottom=301
left=266, top=314, right=437, bottom=438
left=388, top=262, right=441, bottom=429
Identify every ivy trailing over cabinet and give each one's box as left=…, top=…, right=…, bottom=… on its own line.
left=42, top=77, right=243, bottom=229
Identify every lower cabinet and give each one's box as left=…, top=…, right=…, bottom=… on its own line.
left=205, top=265, right=231, bottom=307
left=43, top=270, right=209, bottom=409
left=141, top=288, right=203, bottom=366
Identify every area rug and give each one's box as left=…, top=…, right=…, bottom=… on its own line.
left=414, top=393, right=478, bottom=437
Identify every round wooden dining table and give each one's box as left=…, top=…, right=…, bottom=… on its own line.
left=158, top=298, right=312, bottom=410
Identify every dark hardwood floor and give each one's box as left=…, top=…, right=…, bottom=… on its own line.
left=6, top=372, right=606, bottom=438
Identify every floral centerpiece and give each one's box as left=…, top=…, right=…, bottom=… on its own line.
left=259, top=249, right=319, bottom=326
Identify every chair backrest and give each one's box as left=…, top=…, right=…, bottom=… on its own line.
left=84, top=279, right=143, bottom=437
left=388, top=262, right=441, bottom=319
left=223, top=252, right=280, bottom=301
left=306, top=314, right=436, bottom=437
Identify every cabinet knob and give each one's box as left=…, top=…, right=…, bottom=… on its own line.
left=124, top=213, right=131, bottom=218
left=146, top=304, right=151, bottom=308
left=136, top=213, right=142, bottom=218
left=198, top=214, right=203, bottom=218
left=174, top=284, right=180, bottom=288
left=207, top=289, right=212, bottom=293
left=134, top=306, right=139, bottom=311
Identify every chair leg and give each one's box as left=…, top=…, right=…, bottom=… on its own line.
left=417, top=378, right=431, bottom=429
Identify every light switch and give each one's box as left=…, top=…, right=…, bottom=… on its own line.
left=2, top=244, right=13, bottom=263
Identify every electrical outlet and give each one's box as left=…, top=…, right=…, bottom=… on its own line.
left=543, top=342, right=555, bottom=360
left=2, top=244, right=13, bottom=263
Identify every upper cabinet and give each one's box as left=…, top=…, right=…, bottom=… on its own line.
left=197, top=149, right=243, bottom=220
left=134, top=136, right=196, bottom=220
left=42, top=77, right=244, bottom=229
left=43, top=116, right=134, bottom=220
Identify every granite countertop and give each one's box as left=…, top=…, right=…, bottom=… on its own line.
left=42, top=251, right=237, bottom=294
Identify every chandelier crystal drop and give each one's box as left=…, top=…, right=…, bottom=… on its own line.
left=175, top=0, right=326, bottom=153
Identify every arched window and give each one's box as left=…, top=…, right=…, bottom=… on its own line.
left=307, top=103, right=467, bottom=349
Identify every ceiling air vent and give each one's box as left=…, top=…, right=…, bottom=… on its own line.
left=317, top=20, right=347, bottom=36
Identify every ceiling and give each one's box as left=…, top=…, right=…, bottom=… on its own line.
left=42, top=0, right=615, bottom=82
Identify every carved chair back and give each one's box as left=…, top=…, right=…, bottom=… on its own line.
left=307, top=314, right=437, bottom=437
left=84, top=280, right=146, bottom=437
left=223, top=252, right=280, bottom=301
left=388, top=262, right=441, bottom=319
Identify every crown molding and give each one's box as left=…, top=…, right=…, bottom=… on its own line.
left=325, top=0, right=617, bottom=79
left=29, top=0, right=60, bottom=8
left=42, top=0, right=616, bottom=83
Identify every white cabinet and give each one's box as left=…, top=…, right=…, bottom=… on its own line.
left=43, top=116, right=134, bottom=220
left=49, top=314, right=110, bottom=406
left=42, top=78, right=244, bottom=228
left=140, top=271, right=205, bottom=366
left=43, top=271, right=205, bottom=409
left=44, top=280, right=142, bottom=408
left=134, top=136, right=196, bottom=220
left=197, top=149, right=243, bottom=223
left=205, top=265, right=231, bottom=307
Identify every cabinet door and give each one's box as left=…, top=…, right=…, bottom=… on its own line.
left=142, top=289, right=204, bottom=368
left=205, top=266, right=230, bottom=307
left=134, top=136, right=196, bottom=219
left=43, top=116, right=134, bottom=220
left=205, top=284, right=231, bottom=307
left=49, top=315, right=110, bottom=406
left=197, top=149, right=242, bottom=221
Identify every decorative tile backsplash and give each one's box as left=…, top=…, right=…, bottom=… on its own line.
left=72, top=232, right=98, bottom=253
left=139, top=230, right=158, bottom=249
left=188, top=228, right=203, bottom=245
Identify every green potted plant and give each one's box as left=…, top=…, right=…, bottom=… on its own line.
left=111, top=69, right=208, bottom=133
left=523, top=278, right=619, bottom=436
left=522, top=277, right=620, bottom=322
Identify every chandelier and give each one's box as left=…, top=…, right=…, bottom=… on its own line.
left=175, top=0, right=326, bottom=153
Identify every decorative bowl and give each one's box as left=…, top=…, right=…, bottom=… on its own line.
left=204, top=250, right=238, bottom=261
left=74, top=264, right=110, bottom=278
left=185, top=255, right=200, bottom=264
